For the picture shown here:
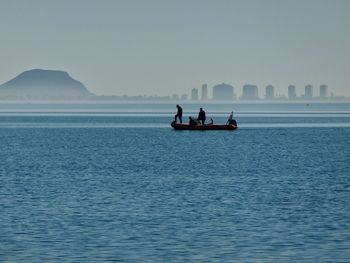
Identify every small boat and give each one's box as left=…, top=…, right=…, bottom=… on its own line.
left=171, top=121, right=238, bottom=131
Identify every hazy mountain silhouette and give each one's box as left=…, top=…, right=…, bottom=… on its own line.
left=0, top=69, right=95, bottom=100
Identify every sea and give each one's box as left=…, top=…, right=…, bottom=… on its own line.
left=0, top=101, right=349, bottom=262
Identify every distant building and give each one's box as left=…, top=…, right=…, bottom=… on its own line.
left=305, top=85, right=313, bottom=99
left=242, top=84, right=259, bottom=100
left=191, top=88, right=199, bottom=100
left=181, top=94, right=188, bottom=100
left=320, top=85, right=328, bottom=99
left=212, top=83, right=234, bottom=100
left=265, top=85, right=275, bottom=99
left=201, top=84, right=208, bottom=100
left=288, top=85, right=297, bottom=100
left=172, top=94, right=179, bottom=100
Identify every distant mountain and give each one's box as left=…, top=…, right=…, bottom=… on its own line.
left=0, top=69, right=95, bottom=100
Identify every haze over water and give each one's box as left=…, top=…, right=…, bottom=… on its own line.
left=1, top=0, right=350, bottom=261
left=1, top=101, right=349, bottom=262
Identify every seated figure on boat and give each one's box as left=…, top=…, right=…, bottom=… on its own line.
left=189, top=116, right=199, bottom=126
left=226, top=111, right=237, bottom=126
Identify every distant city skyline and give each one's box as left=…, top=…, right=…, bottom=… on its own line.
left=1, top=68, right=349, bottom=100
left=177, top=83, right=346, bottom=101
left=0, top=68, right=348, bottom=100
left=1, top=0, right=350, bottom=97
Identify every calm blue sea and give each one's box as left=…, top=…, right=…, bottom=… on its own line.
left=1, top=101, right=350, bottom=262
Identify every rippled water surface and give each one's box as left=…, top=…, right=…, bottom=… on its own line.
left=1, top=102, right=350, bottom=262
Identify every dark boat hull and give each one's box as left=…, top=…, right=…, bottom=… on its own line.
left=171, top=121, right=237, bottom=131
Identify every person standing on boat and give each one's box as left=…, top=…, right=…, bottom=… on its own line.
left=175, top=104, right=183, bottom=123
left=197, top=108, right=206, bottom=125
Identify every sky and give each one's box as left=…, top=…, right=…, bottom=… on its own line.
left=0, top=0, right=350, bottom=97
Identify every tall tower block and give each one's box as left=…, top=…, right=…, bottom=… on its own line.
left=212, top=83, right=234, bottom=100
left=288, top=85, right=297, bottom=100
left=191, top=88, right=199, bottom=100
left=201, top=84, right=208, bottom=100
left=305, top=85, right=313, bottom=99
left=242, top=84, right=259, bottom=100
left=265, top=85, right=275, bottom=99
left=320, top=85, right=328, bottom=99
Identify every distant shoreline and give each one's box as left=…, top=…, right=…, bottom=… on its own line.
left=0, top=99, right=349, bottom=104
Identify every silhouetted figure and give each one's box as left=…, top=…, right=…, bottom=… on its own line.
left=174, top=104, right=183, bottom=123
left=226, top=111, right=233, bottom=125
left=226, top=111, right=237, bottom=126
left=197, top=108, right=206, bottom=125
left=189, top=116, right=198, bottom=126
left=209, top=118, right=213, bottom=125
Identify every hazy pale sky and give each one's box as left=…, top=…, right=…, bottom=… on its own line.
left=1, top=0, right=350, bottom=97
